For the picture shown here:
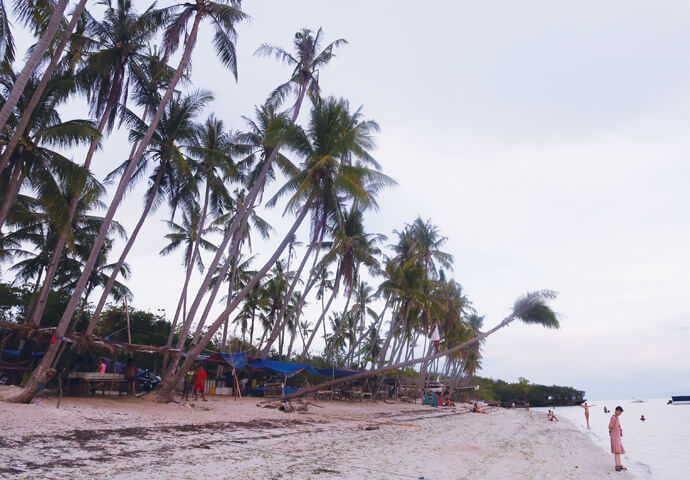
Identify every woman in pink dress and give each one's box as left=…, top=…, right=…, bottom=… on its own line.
left=609, top=406, right=626, bottom=471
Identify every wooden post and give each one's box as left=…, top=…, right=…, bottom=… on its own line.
left=124, top=297, right=132, bottom=355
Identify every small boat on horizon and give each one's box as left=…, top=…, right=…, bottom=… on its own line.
left=631, top=398, right=646, bottom=403
left=670, top=395, right=690, bottom=405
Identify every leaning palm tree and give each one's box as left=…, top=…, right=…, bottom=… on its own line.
left=24, top=1, right=170, bottom=336
left=88, top=89, right=212, bottom=336
left=160, top=201, right=218, bottom=339
left=0, top=0, right=90, bottom=176
left=154, top=96, right=393, bottom=401
left=160, top=28, right=349, bottom=368
left=0, top=70, right=96, bottom=230
left=0, top=0, right=69, bottom=138
left=284, top=290, right=561, bottom=399
left=9, top=0, right=248, bottom=405
left=0, top=0, right=15, bottom=69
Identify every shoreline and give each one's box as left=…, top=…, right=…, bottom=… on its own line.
left=0, top=385, right=635, bottom=479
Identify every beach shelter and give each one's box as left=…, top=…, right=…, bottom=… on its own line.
left=247, top=359, right=319, bottom=376
left=314, top=367, right=360, bottom=379
left=201, top=351, right=249, bottom=369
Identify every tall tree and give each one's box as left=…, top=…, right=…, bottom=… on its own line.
left=154, top=96, right=392, bottom=401
left=0, top=0, right=69, bottom=138
left=9, top=0, right=247, bottom=405
left=25, top=0, right=169, bottom=333
left=284, top=290, right=560, bottom=400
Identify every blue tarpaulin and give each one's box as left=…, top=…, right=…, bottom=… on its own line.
left=0, top=350, right=44, bottom=357
left=314, top=367, right=361, bottom=378
left=245, top=385, right=301, bottom=397
left=203, top=352, right=249, bottom=368
left=247, top=359, right=319, bottom=376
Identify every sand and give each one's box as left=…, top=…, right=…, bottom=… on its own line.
left=0, top=385, right=636, bottom=479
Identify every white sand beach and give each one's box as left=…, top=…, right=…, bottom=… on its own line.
left=0, top=385, right=635, bottom=480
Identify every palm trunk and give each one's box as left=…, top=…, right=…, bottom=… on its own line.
left=0, top=159, right=25, bottom=231
left=187, top=218, right=246, bottom=348
left=0, top=0, right=69, bottom=148
left=283, top=314, right=517, bottom=401
left=29, top=96, right=118, bottom=329
left=165, top=183, right=210, bottom=352
left=87, top=166, right=164, bottom=334
left=154, top=201, right=311, bottom=401
left=249, top=308, right=256, bottom=347
left=324, top=280, right=354, bottom=361
left=188, top=222, right=246, bottom=348
left=8, top=11, right=203, bottom=404
left=0, top=0, right=88, bottom=205
left=301, top=268, right=341, bottom=361
left=376, top=301, right=405, bottom=367
left=258, top=237, right=319, bottom=358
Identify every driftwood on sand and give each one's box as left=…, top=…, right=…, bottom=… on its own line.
left=258, top=398, right=322, bottom=413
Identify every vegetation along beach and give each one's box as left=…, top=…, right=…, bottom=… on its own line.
left=2, top=1, right=689, bottom=479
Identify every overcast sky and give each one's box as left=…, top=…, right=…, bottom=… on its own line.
left=10, top=1, right=690, bottom=399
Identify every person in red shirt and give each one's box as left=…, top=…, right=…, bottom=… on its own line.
left=193, top=364, right=207, bottom=401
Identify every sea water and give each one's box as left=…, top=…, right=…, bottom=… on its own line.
left=544, top=398, right=690, bottom=479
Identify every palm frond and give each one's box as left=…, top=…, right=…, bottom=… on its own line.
left=512, top=290, right=560, bottom=328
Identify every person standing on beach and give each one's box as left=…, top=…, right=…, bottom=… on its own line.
left=124, top=359, right=137, bottom=396
left=580, top=401, right=596, bottom=428
left=193, top=364, right=207, bottom=401
left=183, top=367, right=195, bottom=401
left=609, top=406, right=626, bottom=471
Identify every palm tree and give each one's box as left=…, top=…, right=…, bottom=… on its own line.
left=0, top=70, right=96, bottom=230
left=285, top=290, right=561, bottom=400
left=9, top=1, right=248, bottom=404
left=160, top=201, right=218, bottom=344
left=168, top=115, right=248, bottom=347
left=0, top=0, right=90, bottom=177
left=84, top=49, right=177, bottom=334
left=0, top=0, right=15, bottom=68
left=268, top=97, right=392, bottom=358
left=255, top=27, right=347, bottom=121
left=30, top=2, right=171, bottom=336
left=321, top=208, right=385, bottom=360
left=155, top=96, right=392, bottom=401
left=345, top=280, right=377, bottom=365
left=161, top=27, right=349, bottom=367
left=0, top=0, right=69, bottom=139
left=95, top=89, right=213, bottom=342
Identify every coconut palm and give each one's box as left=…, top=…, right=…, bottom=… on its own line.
left=84, top=61, right=188, bottom=333
left=155, top=96, right=392, bottom=401
left=28, top=2, right=171, bottom=336
left=164, top=27, right=349, bottom=366
left=9, top=0, right=249, bottom=406
left=0, top=0, right=15, bottom=68
left=255, top=27, right=347, bottom=120
left=0, top=0, right=90, bottom=177
left=285, top=290, right=560, bottom=400
left=160, top=201, right=219, bottom=343
left=266, top=97, right=392, bottom=358
left=0, top=0, right=69, bottom=139
left=0, top=70, right=96, bottom=230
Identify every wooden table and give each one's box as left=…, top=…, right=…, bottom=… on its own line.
left=68, top=372, right=127, bottom=396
